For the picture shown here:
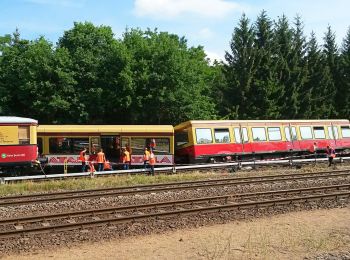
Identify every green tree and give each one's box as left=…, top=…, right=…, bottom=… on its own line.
left=338, top=27, right=350, bottom=118
left=322, top=26, right=338, bottom=117
left=273, top=15, right=300, bottom=118
left=123, top=28, right=216, bottom=124
left=253, top=10, right=280, bottom=118
left=302, top=32, right=333, bottom=118
left=224, top=14, right=257, bottom=119
left=58, top=22, right=133, bottom=124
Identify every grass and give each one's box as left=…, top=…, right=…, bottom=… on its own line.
left=0, top=171, right=222, bottom=196
left=197, top=212, right=350, bottom=260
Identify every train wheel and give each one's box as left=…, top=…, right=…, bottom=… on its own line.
left=209, top=157, right=217, bottom=163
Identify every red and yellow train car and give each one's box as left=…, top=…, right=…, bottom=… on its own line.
left=0, top=116, right=38, bottom=174
left=37, top=125, right=174, bottom=171
left=174, top=120, right=350, bottom=163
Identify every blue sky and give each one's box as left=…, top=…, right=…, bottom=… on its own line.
left=1, top=0, right=349, bottom=61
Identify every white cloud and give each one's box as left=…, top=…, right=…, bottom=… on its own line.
left=205, top=50, right=224, bottom=63
left=133, top=0, right=243, bottom=19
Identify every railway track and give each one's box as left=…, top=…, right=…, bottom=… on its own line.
left=0, top=184, right=349, bottom=238
left=1, top=169, right=350, bottom=206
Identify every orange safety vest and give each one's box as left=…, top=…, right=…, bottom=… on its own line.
left=149, top=153, right=156, bottom=165
left=97, top=152, right=105, bottom=163
left=79, top=151, right=86, bottom=162
left=143, top=150, right=150, bottom=161
left=124, top=150, right=130, bottom=162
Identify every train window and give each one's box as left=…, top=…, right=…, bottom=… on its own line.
left=284, top=127, right=297, bottom=141
left=18, top=126, right=30, bottom=144
left=37, top=137, right=43, bottom=155
left=152, top=138, right=170, bottom=154
left=130, top=138, right=147, bottom=155
left=175, top=129, right=189, bottom=148
left=341, top=126, right=350, bottom=138
left=313, top=127, right=325, bottom=139
left=195, top=128, right=213, bottom=144
left=49, top=138, right=89, bottom=154
left=130, top=138, right=170, bottom=154
left=328, top=126, right=339, bottom=139
left=214, top=128, right=230, bottom=143
left=90, top=137, right=100, bottom=154
left=300, top=126, right=313, bottom=139
left=267, top=127, right=281, bottom=141
left=233, top=128, right=241, bottom=143
left=234, top=127, right=249, bottom=143
left=252, top=127, right=267, bottom=142
left=242, top=128, right=249, bottom=143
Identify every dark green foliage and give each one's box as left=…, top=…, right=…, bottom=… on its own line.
left=0, top=14, right=349, bottom=124
left=224, top=13, right=349, bottom=120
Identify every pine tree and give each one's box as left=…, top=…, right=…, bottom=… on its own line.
left=302, top=32, right=333, bottom=118
left=253, top=10, right=280, bottom=119
left=322, top=26, right=338, bottom=117
left=224, top=14, right=257, bottom=119
left=273, top=15, right=300, bottom=118
left=291, top=15, right=308, bottom=118
left=339, top=27, right=350, bottom=118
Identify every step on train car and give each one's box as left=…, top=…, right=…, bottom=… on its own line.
left=37, top=125, right=174, bottom=172
left=174, top=120, right=350, bottom=163
left=0, top=116, right=39, bottom=175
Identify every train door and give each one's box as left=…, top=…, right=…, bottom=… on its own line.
left=233, top=125, right=251, bottom=156
left=327, top=124, right=338, bottom=148
left=100, top=136, right=121, bottom=162
left=283, top=125, right=300, bottom=152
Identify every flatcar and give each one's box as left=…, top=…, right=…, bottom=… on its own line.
left=174, top=120, right=350, bottom=163
left=37, top=125, right=174, bottom=172
left=0, top=116, right=38, bottom=174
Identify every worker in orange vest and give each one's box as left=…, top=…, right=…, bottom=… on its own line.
left=96, top=148, right=106, bottom=171
left=122, top=147, right=130, bottom=170
left=149, top=150, right=156, bottom=176
left=143, top=147, right=150, bottom=170
left=79, top=147, right=87, bottom=172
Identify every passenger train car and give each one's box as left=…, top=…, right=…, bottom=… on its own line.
left=174, top=120, right=350, bottom=163
left=37, top=125, right=174, bottom=172
left=0, top=116, right=38, bottom=174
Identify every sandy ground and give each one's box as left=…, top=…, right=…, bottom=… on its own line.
left=3, top=207, right=350, bottom=260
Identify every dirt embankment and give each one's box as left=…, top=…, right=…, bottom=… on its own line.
left=3, top=207, right=350, bottom=260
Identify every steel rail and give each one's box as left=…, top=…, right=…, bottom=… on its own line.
left=0, top=183, right=349, bottom=226
left=1, top=157, right=349, bottom=183
left=1, top=170, right=350, bottom=207
left=0, top=190, right=349, bottom=238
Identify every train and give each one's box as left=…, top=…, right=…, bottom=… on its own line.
left=174, top=119, right=350, bottom=163
left=2, top=116, right=350, bottom=174
left=0, top=117, right=39, bottom=175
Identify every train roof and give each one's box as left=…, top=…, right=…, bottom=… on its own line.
left=0, top=116, right=38, bottom=125
left=37, top=125, right=174, bottom=134
left=174, top=119, right=350, bottom=130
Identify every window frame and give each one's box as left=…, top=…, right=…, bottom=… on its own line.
left=195, top=128, right=213, bottom=144
left=341, top=126, right=350, bottom=138
left=284, top=126, right=298, bottom=141
left=251, top=127, right=267, bottom=142
left=214, top=128, right=230, bottom=143
left=299, top=126, right=313, bottom=140
left=267, top=127, right=282, bottom=141
left=233, top=127, right=249, bottom=143
left=327, top=126, right=339, bottom=140
left=313, top=126, right=326, bottom=139
left=48, top=137, right=90, bottom=154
